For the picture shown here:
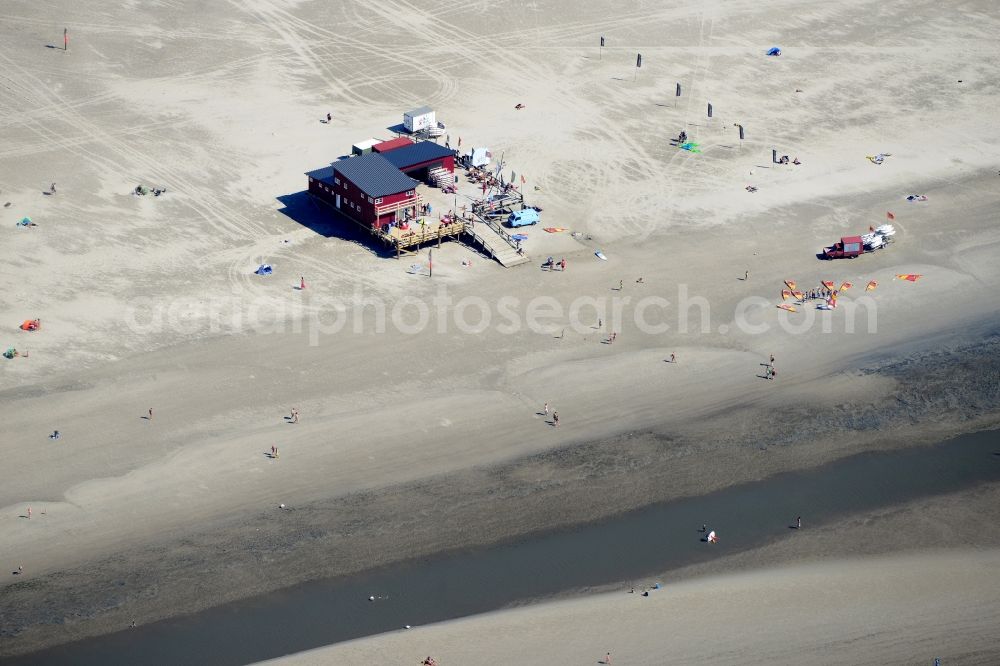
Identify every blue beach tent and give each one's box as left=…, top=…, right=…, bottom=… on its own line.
left=767, top=47, right=781, bottom=56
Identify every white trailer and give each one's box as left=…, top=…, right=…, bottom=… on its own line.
left=403, top=106, right=435, bottom=133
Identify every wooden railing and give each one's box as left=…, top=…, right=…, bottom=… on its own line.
left=374, top=194, right=422, bottom=217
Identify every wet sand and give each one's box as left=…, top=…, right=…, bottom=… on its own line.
left=263, top=548, right=1000, bottom=666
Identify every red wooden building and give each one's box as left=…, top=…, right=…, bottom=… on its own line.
left=306, top=142, right=456, bottom=231
left=307, top=153, right=419, bottom=230
left=382, top=141, right=455, bottom=181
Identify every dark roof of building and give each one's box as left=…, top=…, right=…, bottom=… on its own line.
left=330, top=153, right=417, bottom=197
left=305, top=166, right=335, bottom=183
left=372, top=137, right=414, bottom=153
left=382, top=141, right=456, bottom=170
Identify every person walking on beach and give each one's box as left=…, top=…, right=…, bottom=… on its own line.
left=744, top=269, right=749, bottom=281
left=271, top=445, right=276, bottom=457
left=604, top=652, right=612, bottom=664
left=560, top=258, right=566, bottom=271
left=770, top=354, right=775, bottom=366
left=27, top=506, right=31, bottom=519
left=148, top=407, right=153, bottom=420
left=670, top=353, right=676, bottom=363
left=770, top=367, right=777, bottom=380
left=796, top=516, right=802, bottom=529
left=552, top=411, right=559, bottom=427
left=50, top=182, right=57, bottom=195
left=300, top=276, right=306, bottom=290
left=618, top=279, right=624, bottom=290
left=544, top=402, right=549, bottom=415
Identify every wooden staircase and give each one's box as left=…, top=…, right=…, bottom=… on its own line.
left=463, top=217, right=530, bottom=268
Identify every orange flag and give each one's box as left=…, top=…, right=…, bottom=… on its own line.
left=784, top=279, right=797, bottom=290
left=821, top=280, right=835, bottom=290
left=791, top=290, right=804, bottom=300
left=839, top=281, right=853, bottom=291
left=895, top=274, right=922, bottom=282
left=866, top=280, right=878, bottom=291
left=781, top=289, right=792, bottom=300
left=886, top=211, right=895, bottom=220
left=777, top=303, right=796, bottom=312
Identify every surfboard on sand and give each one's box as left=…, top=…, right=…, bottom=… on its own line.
left=595, top=250, right=608, bottom=261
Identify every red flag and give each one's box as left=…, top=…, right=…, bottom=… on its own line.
left=886, top=211, right=895, bottom=220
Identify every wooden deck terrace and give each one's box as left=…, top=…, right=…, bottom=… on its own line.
left=374, top=216, right=467, bottom=257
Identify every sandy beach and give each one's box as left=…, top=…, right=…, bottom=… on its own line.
left=2, top=0, right=1000, bottom=661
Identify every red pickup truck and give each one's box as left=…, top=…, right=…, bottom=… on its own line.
left=822, top=235, right=864, bottom=259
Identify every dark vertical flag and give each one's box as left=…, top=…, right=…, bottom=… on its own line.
left=738, top=124, right=745, bottom=140
left=707, top=102, right=713, bottom=118
left=676, top=82, right=682, bottom=97
left=63, top=28, right=68, bottom=51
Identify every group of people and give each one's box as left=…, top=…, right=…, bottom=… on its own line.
left=804, top=286, right=837, bottom=300
left=133, top=184, right=166, bottom=196
left=542, top=256, right=566, bottom=271
left=777, top=154, right=801, bottom=165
